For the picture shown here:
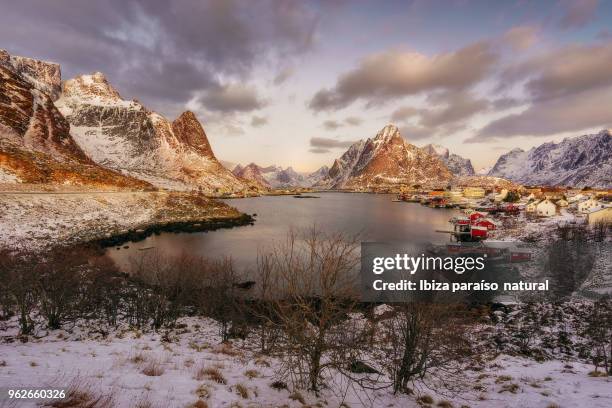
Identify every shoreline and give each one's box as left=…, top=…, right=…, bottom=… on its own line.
left=92, top=213, right=254, bottom=248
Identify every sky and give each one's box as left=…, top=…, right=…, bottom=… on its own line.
left=1, top=0, right=612, bottom=172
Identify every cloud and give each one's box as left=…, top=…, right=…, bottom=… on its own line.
left=468, top=40, right=612, bottom=141
left=491, top=97, right=524, bottom=110
left=197, top=83, right=266, bottom=113
left=273, top=67, right=295, bottom=85
left=0, top=0, right=318, bottom=116
left=467, top=86, right=612, bottom=141
left=308, top=42, right=497, bottom=111
left=309, top=148, right=331, bottom=154
left=310, top=137, right=357, bottom=149
left=559, top=0, right=598, bottom=29
left=390, top=106, right=420, bottom=122
left=323, top=120, right=342, bottom=131
left=503, top=26, right=538, bottom=51
left=419, top=91, right=489, bottom=128
left=323, top=117, right=363, bottom=130
left=344, top=116, right=362, bottom=126
left=251, top=115, right=268, bottom=127
left=398, top=125, right=432, bottom=141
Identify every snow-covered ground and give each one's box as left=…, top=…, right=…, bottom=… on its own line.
left=0, top=191, right=244, bottom=251
left=0, top=315, right=610, bottom=408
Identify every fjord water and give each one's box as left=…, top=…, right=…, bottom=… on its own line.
left=108, top=192, right=459, bottom=272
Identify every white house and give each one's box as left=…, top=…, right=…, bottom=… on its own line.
left=578, top=198, right=604, bottom=213
left=536, top=199, right=557, bottom=217
left=556, top=199, right=569, bottom=207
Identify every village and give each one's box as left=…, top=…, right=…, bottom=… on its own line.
left=396, top=184, right=612, bottom=241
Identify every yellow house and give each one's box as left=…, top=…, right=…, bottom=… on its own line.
left=463, top=187, right=485, bottom=199
left=587, top=207, right=612, bottom=225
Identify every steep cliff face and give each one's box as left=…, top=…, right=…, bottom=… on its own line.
left=488, top=130, right=612, bottom=188
left=55, top=73, right=250, bottom=194
left=318, top=125, right=453, bottom=189
left=0, top=49, right=61, bottom=100
left=422, top=144, right=475, bottom=176
left=0, top=51, right=148, bottom=188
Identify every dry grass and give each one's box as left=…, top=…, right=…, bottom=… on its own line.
left=495, top=375, right=513, bottom=383
left=45, top=381, right=114, bottom=408
left=195, top=384, right=211, bottom=399
left=437, top=400, right=453, bottom=408
left=190, top=401, right=209, bottom=408
left=235, top=383, right=249, bottom=399
left=417, top=395, right=434, bottom=404
left=244, top=369, right=260, bottom=379
left=588, top=370, right=609, bottom=377
left=194, top=366, right=227, bottom=384
left=130, top=352, right=147, bottom=364
left=141, top=360, right=165, bottom=377
left=213, top=343, right=242, bottom=357
left=499, top=383, right=520, bottom=394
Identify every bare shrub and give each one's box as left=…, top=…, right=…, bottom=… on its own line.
left=380, top=303, right=474, bottom=395
left=584, top=296, right=612, bottom=375
left=264, top=227, right=361, bottom=393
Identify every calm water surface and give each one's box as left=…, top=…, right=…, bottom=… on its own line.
left=109, top=192, right=459, bottom=271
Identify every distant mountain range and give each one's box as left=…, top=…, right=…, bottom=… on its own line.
left=232, top=163, right=329, bottom=189
left=488, top=130, right=611, bottom=188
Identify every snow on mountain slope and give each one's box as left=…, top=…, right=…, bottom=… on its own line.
left=233, top=163, right=328, bottom=189
left=318, top=125, right=453, bottom=189
left=488, top=130, right=612, bottom=188
left=55, top=73, right=251, bottom=195
left=232, top=163, right=271, bottom=190
left=0, top=50, right=149, bottom=188
left=422, top=143, right=475, bottom=176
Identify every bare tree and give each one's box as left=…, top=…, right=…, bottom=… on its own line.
left=267, top=227, right=361, bottom=393
left=379, top=303, right=473, bottom=395
left=584, top=296, right=612, bottom=374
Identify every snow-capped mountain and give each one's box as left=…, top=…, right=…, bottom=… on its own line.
left=55, top=72, right=250, bottom=194
left=232, top=163, right=271, bottom=190
left=317, top=125, right=453, bottom=189
left=476, top=166, right=492, bottom=176
left=422, top=144, right=475, bottom=176
left=0, top=50, right=148, bottom=188
left=233, top=163, right=329, bottom=189
left=488, top=130, right=612, bottom=188
left=305, top=165, right=329, bottom=186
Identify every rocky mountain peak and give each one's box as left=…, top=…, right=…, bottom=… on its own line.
left=61, top=72, right=122, bottom=103
left=373, top=124, right=401, bottom=144
left=171, top=111, right=214, bottom=158
left=0, top=49, right=61, bottom=100
left=421, top=143, right=474, bottom=176
left=317, top=124, right=453, bottom=189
